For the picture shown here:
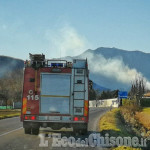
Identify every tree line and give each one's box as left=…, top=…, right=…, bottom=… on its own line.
left=0, top=69, right=23, bottom=106
left=89, top=75, right=149, bottom=103
left=128, top=75, right=149, bottom=105
left=89, top=88, right=119, bottom=100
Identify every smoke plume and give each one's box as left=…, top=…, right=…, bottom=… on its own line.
left=80, top=52, right=150, bottom=89
left=46, top=24, right=90, bottom=58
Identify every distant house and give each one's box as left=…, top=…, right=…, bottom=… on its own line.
left=13, top=102, right=22, bottom=109
left=143, top=92, right=150, bottom=97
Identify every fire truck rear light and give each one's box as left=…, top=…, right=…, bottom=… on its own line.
left=30, top=116, right=36, bottom=120
left=81, top=117, right=85, bottom=121
left=74, top=117, right=79, bottom=121
left=25, top=116, right=29, bottom=120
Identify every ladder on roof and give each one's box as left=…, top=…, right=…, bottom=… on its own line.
left=73, top=68, right=85, bottom=116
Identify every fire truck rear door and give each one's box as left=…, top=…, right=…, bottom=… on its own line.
left=40, top=73, right=71, bottom=114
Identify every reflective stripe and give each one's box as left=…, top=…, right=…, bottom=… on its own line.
left=22, top=98, right=27, bottom=114
left=84, top=100, right=88, bottom=116
left=41, top=95, right=70, bottom=98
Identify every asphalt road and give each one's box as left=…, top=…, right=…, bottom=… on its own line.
left=0, top=107, right=110, bottom=150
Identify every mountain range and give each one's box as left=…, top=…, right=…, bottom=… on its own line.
left=67, top=47, right=150, bottom=91
left=1, top=47, right=150, bottom=91
left=0, top=56, right=24, bottom=77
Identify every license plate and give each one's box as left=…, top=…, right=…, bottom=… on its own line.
left=39, top=116, right=48, bottom=120
left=49, top=116, right=61, bottom=121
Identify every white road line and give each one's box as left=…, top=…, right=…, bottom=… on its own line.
left=0, top=127, right=23, bottom=137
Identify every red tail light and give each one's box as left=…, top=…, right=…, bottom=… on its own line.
left=31, top=116, right=36, bottom=120
left=74, top=117, right=79, bottom=121
left=25, top=116, right=29, bottom=120
left=74, top=116, right=87, bottom=122
left=81, top=117, right=85, bottom=121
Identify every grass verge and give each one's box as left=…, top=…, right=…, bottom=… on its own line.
left=100, top=108, right=132, bottom=137
left=0, top=109, right=21, bottom=119
left=99, top=108, right=142, bottom=150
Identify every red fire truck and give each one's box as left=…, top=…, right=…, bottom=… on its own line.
left=21, top=54, right=89, bottom=135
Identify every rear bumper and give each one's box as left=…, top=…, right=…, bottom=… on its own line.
left=23, top=120, right=88, bottom=129
left=23, top=120, right=86, bottom=123
left=22, top=114, right=89, bottom=129
left=22, top=114, right=89, bottom=123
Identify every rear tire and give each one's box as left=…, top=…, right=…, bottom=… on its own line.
left=73, top=124, right=88, bottom=135
left=82, top=128, right=88, bottom=134
left=32, top=128, right=39, bottom=135
left=24, top=128, right=31, bottom=134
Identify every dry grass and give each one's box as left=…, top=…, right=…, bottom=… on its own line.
left=100, top=109, right=141, bottom=150
left=135, top=108, right=150, bottom=130
left=99, top=108, right=120, bottom=132
left=112, top=146, right=141, bottom=150
left=0, top=109, right=21, bottom=119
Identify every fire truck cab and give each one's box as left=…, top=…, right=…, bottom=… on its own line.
left=21, top=54, right=89, bottom=135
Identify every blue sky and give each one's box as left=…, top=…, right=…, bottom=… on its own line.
left=0, top=0, right=150, bottom=60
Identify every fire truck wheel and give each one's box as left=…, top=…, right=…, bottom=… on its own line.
left=73, top=129, right=87, bottom=135
left=24, top=128, right=31, bottom=134
left=73, top=124, right=88, bottom=135
left=32, top=128, right=39, bottom=135
left=80, top=128, right=88, bottom=135
left=82, top=128, right=88, bottom=134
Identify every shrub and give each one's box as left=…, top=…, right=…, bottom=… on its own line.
left=135, top=108, right=150, bottom=130
left=121, top=99, right=141, bottom=114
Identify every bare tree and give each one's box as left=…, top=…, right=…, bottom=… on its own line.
left=0, top=69, right=23, bottom=108
left=129, top=75, right=146, bottom=105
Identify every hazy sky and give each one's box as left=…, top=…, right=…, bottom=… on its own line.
left=0, top=0, right=150, bottom=59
